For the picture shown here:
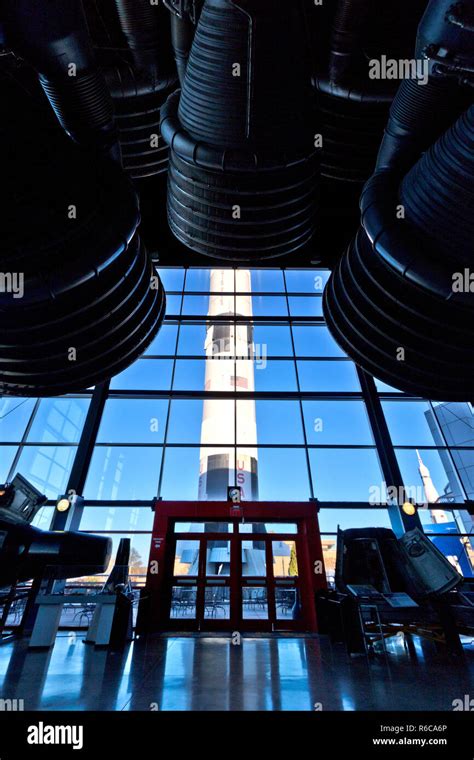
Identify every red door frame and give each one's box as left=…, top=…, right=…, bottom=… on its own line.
left=138, top=501, right=327, bottom=635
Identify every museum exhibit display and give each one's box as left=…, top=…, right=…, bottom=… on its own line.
left=0, top=0, right=472, bottom=749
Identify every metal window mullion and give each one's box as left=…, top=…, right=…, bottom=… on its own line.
left=6, top=397, right=41, bottom=482
left=157, top=276, right=186, bottom=498
left=283, top=269, right=315, bottom=500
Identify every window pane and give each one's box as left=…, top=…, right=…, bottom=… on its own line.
left=174, top=539, right=200, bottom=575
left=238, top=360, right=298, bottom=392
left=302, top=401, right=373, bottom=444
left=0, top=446, right=17, bottom=481
left=157, top=268, right=185, bottom=291
left=382, top=401, right=442, bottom=446
left=288, top=296, right=323, bottom=318
left=449, top=449, right=474, bottom=499
left=177, top=323, right=208, bottom=356
left=0, top=397, right=36, bottom=442
left=27, top=398, right=89, bottom=444
left=239, top=522, right=297, bottom=534
left=97, top=399, right=169, bottom=443
left=160, top=447, right=234, bottom=500
left=80, top=506, right=154, bottom=532
left=171, top=586, right=197, bottom=618
left=241, top=537, right=266, bottom=576
left=144, top=323, right=179, bottom=356
left=165, top=294, right=182, bottom=315
left=13, top=445, right=77, bottom=499
left=79, top=532, right=151, bottom=581
left=309, top=449, right=383, bottom=501
left=237, top=400, right=304, bottom=444
left=252, top=324, right=293, bottom=357
left=396, top=448, right=466, bottom=503
left=238, top=448, right=310, bottom=501
left=297, top=361, right=360, bottom=392
left=175, top=522, right=233, bottom=533
left=318, top=508, right=391, bottom=532
left=167, top=399, right=235, bottom=444
left=173, top=360, right=215, bottom=391
left=292, top=325, right=346, bottom=357
left=321, top=534, right=337, bottom=587
left=185, top=269, right=232, bottom=292
left=85, top=447, right=162, bottom=500
left=429, top=402, right=474, bottom=447
left=275, top=587, right=301, bottom=620
left=242, top=587, right=268, bottom=619
left=110, top=359, right=174, bottom=391
left=204, top=586, right=230, bottom=619
left=284, top=270, right=330, bottom=293
left=273, top=540, right=298, bottom=577
left=251, top=295, right=288, bottom=317
left=31, top=506, right=55, bottom=530
left=422, top=515, right=474, bottom=578
left=374, top=376, right=403, bottom=393
left=245, top=270, right=285, bottom=293
left=206, top=540, right=231, bottom=576
left=181, top=295, right=215, bottom=315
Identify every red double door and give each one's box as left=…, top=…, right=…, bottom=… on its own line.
left=142, top=502, right=327, bottom=634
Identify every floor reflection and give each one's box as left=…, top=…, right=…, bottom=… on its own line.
left=0, top=634, right=472, bottom=711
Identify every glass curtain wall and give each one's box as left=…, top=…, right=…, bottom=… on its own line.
left=1, top=268, right=473, bottom=586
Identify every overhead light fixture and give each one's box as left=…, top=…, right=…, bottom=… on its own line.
left=402, top=501, right=417, bottom=517
left=56, top=497, right=71, bottom=513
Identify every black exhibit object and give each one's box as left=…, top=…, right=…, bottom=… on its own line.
left=335, top=527, right=462, bottom=598
left=105, top=538, right=134, bottom=650
left=0, top=475, right=111, bottom=587
left=161, top=0, right=318, bottom=260
left=2, top=0, right=119, bottom=158
left=85, top=0, right=178, bottom=179
left=164, top=0, right=204, bottom=84
left=324, top=0, right=474, bottom=400
left=313, top=0, right=428, bottom=186
left=102, top=537, right=131, bottom=593
left=324, top=104, right=474, bottom=400
left=0, top=474, right=48, bottom=524
left=0, top=130, right=166, bottom=396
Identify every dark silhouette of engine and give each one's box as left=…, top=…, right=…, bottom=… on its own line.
left=0, top=476, right=111, bottom=587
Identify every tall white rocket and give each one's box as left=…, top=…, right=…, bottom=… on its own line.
left=198, top=270, right=258, bottom=500
left=416, top=449, right=449, bottom=524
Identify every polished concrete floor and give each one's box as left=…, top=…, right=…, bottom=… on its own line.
left=0, top=632, right=473, bottom=711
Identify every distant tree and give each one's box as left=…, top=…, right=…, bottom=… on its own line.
left=288, top=544, right=298, bottom=577
left=129, top=547, right=143, bottom=571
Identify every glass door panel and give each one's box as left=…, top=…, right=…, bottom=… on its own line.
left=241, top=541, right=267, bottom=576
left=173, top=539, right=200, bottom=576
left=275, top=586, right=301, bottom=621
left=170, top=585, right=197, bottom=619
left=205, top=539, right=231, bottom=576
left=272, top=540, right=298, bottom=577
left=204, top=584, right=231, bottom=619
left=242, top=585, right=269, bottom=620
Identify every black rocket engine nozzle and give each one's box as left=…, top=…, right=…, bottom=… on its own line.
left=2, top=0, right=120, bottom=159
